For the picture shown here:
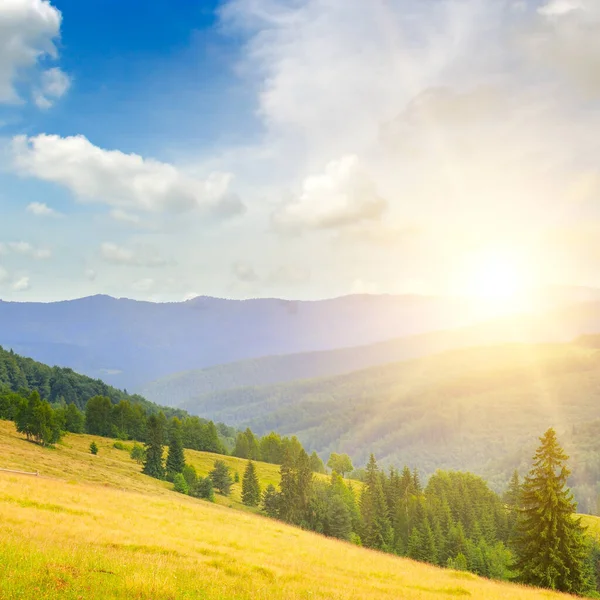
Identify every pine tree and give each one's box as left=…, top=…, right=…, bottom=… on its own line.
left=166, top=417, right=186, bottom=479
left=360, top=454, right=393, bottom=550
left=210, top=459, right=233, bottom=495
left=173, top=472, right=189, bottom=494
left=89, top=441, right=98, bottom=455
left=512, top=428, right=588, bottom=594
left=327, top=494, right=352, bottom=540
left=262, top=484, right=281, bottom=518
left=142, top=414, right=165, bottom=480
left=242, top=460, right=261, bottom=507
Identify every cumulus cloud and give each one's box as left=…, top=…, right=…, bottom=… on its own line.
left=4, top=241, right=51, bottom=259
left=11, top=134, right=245, bottom=217
left=26, top=201, right=58, bottom=216
left=11, top=276, right=30, bottom=291
left=100, top=242, right=169, bottom=268
left=34, top=66, right=71, bottom=108
left=0, top=0, right=67, bottom=105
left=272, top=155, right=387, bottom=231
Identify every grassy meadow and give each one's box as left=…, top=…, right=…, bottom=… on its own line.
left=0, top=420, right=583, bottom=600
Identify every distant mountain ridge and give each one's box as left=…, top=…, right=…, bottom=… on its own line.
left=0, top=292, right=496, bottom=390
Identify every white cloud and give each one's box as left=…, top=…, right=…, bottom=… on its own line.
left=0, top=0, right=66, bottom=104
left=11, top=134, right=245, bottom=217
left=100, top=242, right=168, bottom=268
left=26, top=201, right=58, bottom=216
left=109, top=209, right=142, bottom=226
left=5, top=241, right=51, bottom=259
left=34, top=66, right=71, bottom=108
left=0, top=266, right=8, bottom=284
left=272, top=155, right=387, bottom=231
left=11, top=276, right=30, bottom=291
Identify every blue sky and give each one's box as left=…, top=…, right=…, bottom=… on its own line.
left=1, top=0, right=600, bottom=303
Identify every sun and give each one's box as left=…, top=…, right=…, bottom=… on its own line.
left=459, top=248, right=532, bottom=315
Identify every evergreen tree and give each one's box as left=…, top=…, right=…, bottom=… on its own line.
left=360, top=454, right=393, bottom=550
left=166, top=417, right=186, bottom=479
left=242, top=460, right=261, bottom=507
left=142, top=414, right=165, bottom=480
left=261, top=484, right=281, bottom=518
left=512, top=428, right=589, bottom=594
left=279, top=448, right=313, bottom=525
left=90, top=441, right=98, bottom=455
left=173, top=472, right=189, bottom=494
left=210, top=459, right=233, bottom=495
left=309, top=451, right=326, bottom=474
left=191, top=476, right=215, bottom=502
left=327, top=494, right=352, bottom=540
left=182, top=465, right=198, bottom=489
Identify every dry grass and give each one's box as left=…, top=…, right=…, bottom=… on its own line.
left=0, top=420, right=577, bottom=599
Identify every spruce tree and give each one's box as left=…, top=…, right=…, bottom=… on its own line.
left=512, top=428, right=588, bottom=594
left=242, top=460, right=261, bottom=507
left=143, top=414, right=165, bottom=480
left=327, top=495, right=352, bottom=540
left=262, top=484, right=281, bottom=518
left=166, top=417, right=186, bottom=479
left=210, top=459, right=233, bottom=495
left=360, top=454, right=393, bottom=550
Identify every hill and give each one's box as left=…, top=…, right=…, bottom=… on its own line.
left=0, top=293, right=487, bottom=390
left=143, top=299, right=600, bottom=407
left=178, top=340, right=600, bottom=506
left=0, top=421, right=578, bottom=600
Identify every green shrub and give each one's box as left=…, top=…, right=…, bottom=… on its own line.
left=173, top=473, right=189, bottom=495
left=89, top=441, right=98, bottom=455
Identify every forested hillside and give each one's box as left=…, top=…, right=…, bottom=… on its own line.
left=143, top=299, right=600, bottom=406
left=179, top=341, right=600, bottom=510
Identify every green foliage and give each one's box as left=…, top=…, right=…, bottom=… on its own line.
left=326, top=495, right=352, bottom=540
left=360, top=455, right=393, bottom=551
left=166, top=418, right=186, bottom=479
left=241, top=461, right=261, bottom=507
left=233, top=428, right=261, bottom=460
left=309, top=451, right=326, bottom=474
left=234, top=471, right=240, bottom=483
left=210, top=460, right=233, bottom=496
left=64, top=403, right=85, bottom=433
left=261, top=484, right=281, bottom=518
left=279, top=448, right=313, bottom=525
left=173, top=472, right=189, bottom=495
left=142, top=415, right=165, bottom=480
left=15, top=390, right=63, bottom=446
left=512, top=428, right=589, bottom=594
left=113, top=441, right=126, bottom=450
left=130, top=443, right=145, bottom=464
left=182, top=465, right=198, bottom=489
left=191, top=476, right=215, bottom=502
left=90, top=441, right=98, bottom=455
left=327, top=453, right=354, bottom=477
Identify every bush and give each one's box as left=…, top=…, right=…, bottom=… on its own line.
left=113, top=441, right=126, bottom=450
left=173, top=472, right=189, bottom=495
left=182, top=465, right=198, bottom=489
left=130, top=443, right=145, bottom=464
left=90, top=441, right=98, bottom=455
left=191, top=476, right=215, bottom=502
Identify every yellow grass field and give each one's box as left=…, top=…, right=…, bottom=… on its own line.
left=0, top=420, right=579, bottom=600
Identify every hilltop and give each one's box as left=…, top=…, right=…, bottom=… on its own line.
left=0, top=420, right=580, bottom=600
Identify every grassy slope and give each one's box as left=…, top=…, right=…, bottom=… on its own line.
left=179, top=342, right=600, bottom=484
left=0, top=421, right=576, bottom=600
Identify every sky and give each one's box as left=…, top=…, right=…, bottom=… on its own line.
left=0, top=0, right=599, bottom=302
